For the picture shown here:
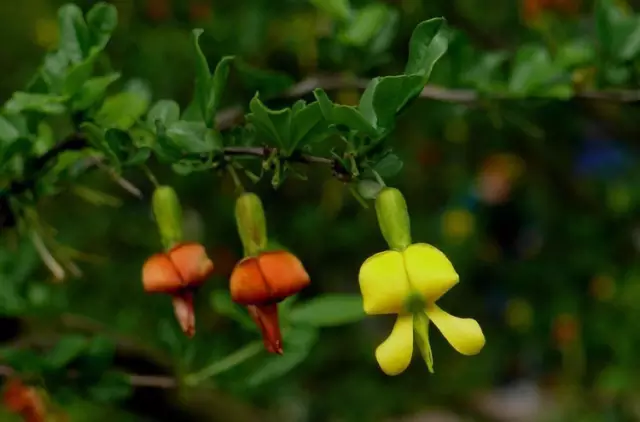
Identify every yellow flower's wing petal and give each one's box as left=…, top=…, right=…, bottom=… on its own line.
left=426, top=304, right=485, bottom=355
left=375, top=314, right=414, bottom=375
left=403, top=243, right=459, bottom=302
left=359, top=250, right=410, bottom=314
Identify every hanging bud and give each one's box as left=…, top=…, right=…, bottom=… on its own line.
left=235, top=193, right=268, bottom=257
left=142, top=242, right=214, bottom=293
left=152, top=185, right=183, bottom=250
left=247, top=304, right=283, bottom=354
left=230, top=250, right=310, bottom=305
left=375, top=187, right=411, bottom=251
left=141, top=242, right=214, bottom=337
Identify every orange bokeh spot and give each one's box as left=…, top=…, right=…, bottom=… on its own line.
left=3, top=378, right=46, bottom=422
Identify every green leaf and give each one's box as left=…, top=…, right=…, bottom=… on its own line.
left=368, top=9, right=400, bottom=57
left=246, top=94, right=292, bottom=148
left=104, top=128, right=133, bottom=162
left=555, top=40, right=595, bottom=69
left=508, top=45, right=569, bottom=97
left=463, top=51, right=508, bottom=92
left=313, top=89, right=379, bottom=137
left=247, top=328, right=318, bottom=386
left=371, top=75, right=425, bottom=130
left=147, top=100, right=180, bottom=129
left=191, top=29, right=211, bottom=122
left=86, top=2, right=118, bottom=51
left=288, top=294, right=365, bottom=327
left=47, top=335, right=89, bottom=369
left=81, top=336, right=116, bottom=375
left=289, top=101, right=331, bottom=151
left=0, top=116, right=20, bottom=143
left=41, top=51, right=69, bottom=94
left=210, top=290, right=256, bottom=331
left=72, top=73, right=121, bottom=110
left=57, top=4, right=91, bottom=64
left=405, top=18, right=449, bottom=80
left=95, top=91, right=150, bottom=130
left=310, top=0, right=351, bottom=21
left=0, top=138, right=31, bottom=169
left=595, top=0, right=624, bottom=60
left=4, top=92, right=68, bottom=115
left=80, top=122, right=108, bottom=150
left=153, top=121, right=183, bottom=162
left=0, top=349, right=44, bottom=374
left=358, top=77, right=380, bottom=128
left=208, top=56, right=234, bottom=124
left=339, top=3, right=389, bottom=47
left=165, top=121, right=221, bottom=153
left=64, top=53, right=100, bottom=96
left=370, top=153, right=403, bottom=178
left=235, top=60, right=295, bottom=98
left=617, top=18, right=640, bottom=61
left=88, top=372, right=133, bottom=403
left=414, top=313, right=434, bottom=373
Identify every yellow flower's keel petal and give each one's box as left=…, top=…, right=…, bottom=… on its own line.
left=359, top=250, right=409, bottom=315
left=426, top=305, right=485, bottom=356
left=403, top=243, right=459, bottom=302
left=375, top=314, right=414, bottom=376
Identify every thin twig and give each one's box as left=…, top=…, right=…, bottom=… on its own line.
left=0, top=364, right=178, bottom=389
left=128, top=374, right=178, bottom=389
left=94, top=159, right=143, bottom=198
left=215, top=74, right=640, bottom=130
left=29, top=230, right=65, bottom=282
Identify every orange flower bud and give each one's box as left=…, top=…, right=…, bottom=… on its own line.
left=248, top=304, right=283, bottom=354
left=142, top=253, right=182, bottom=294
left=142, top=242, right=214, bottom=294
left=230, top=250, right=310, bottom=305
left=169, top=243, right=215, bottom=288
left=141, top=242, right=213, bottom=337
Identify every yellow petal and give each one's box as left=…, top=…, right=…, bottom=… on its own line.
left=375, top=314, right=414, bottom=376
left=426, top=304, right=485, bottom=355
left=359, top=250, right=410, bottom=315
left=403, top=243, right=459, bottom=302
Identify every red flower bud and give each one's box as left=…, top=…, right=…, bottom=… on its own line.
left=141, top=242, right=214, bottom=337
left=230, top=250, right=310, bottom=305
left=247, top=304, right=283, bottom=354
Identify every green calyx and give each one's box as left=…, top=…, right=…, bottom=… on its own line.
left=374, top=187, right=411, bottom=251
left=413, top=312, right=434, bottom=373
left=152, top=185, right=183, bottom=250
left=235, top=192, right=268, bottom=257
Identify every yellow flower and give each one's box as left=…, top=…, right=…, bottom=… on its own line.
left=359, top=244, right=485, bottom=375
left=360, top=186, right=485, bottom=375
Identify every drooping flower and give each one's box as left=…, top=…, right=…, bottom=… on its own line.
left=359, top=187, right=485, bottom=375
left=142, top=186, right=214, bottom=337
left=143, top=242, right=214, bottom=336
left=230, top=193, right=311, bottom=354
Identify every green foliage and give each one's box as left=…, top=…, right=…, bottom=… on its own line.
left=288, top=294, right=365, bottom=327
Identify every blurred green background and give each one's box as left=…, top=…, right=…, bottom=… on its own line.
left=2, top=0, right=640, bottom=421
